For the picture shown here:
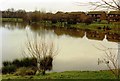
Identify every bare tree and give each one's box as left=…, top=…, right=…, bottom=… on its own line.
left=76, top=0, right=120, bottom=10
left=89, top=0, right=120, bottom=10
left=95, top=44, right=120, bottom=79
left=24, top=33, right=58, bottom=75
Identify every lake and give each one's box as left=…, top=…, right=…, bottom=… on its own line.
left=0, top=22, right=118, bottom=72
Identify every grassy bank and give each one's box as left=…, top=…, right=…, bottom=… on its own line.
left=70, top=23, right=120, bottom=34
left=31, top=21, right=120, bottom=34
left=2, top=71, right=118, bottom=79
left=1, top=18, right=120, bottom=34
left=0, top=18, right=23, bottom=22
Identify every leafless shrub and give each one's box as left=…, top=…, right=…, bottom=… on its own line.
left=24, top=33, right=58, bottom=75
left=95, top=44, right=120, bottom=79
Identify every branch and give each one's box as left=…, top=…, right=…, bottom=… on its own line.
left=102, top=0, right=118, bottom=10
left=112, top=0, right=120, bottom=9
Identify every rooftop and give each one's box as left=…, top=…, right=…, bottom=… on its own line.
left=87, top=11, right=106, bottom=14
left=108, top=11, right=120, bottom=14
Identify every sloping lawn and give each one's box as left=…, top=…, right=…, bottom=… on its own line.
left=2, top=71, right=118, bottom=79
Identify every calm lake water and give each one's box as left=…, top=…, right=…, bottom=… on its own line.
left=0, top=22, right=118, bottom=72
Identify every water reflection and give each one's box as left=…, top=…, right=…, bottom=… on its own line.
left=1, top=22, right=120, bottom=42
left=106, top=32, right=120, bottom=42
left=54, top=28, right=85, bottom=38
left=86, top=30, right=105, bottom=41
left=0, top=22, right=119, bottom=72
left=1, top=22, right=27, bottom=30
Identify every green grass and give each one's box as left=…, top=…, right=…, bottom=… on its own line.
left=0, top=18, right=23, bottom=22
left=2, top=71, right=118, bottom=79
left=70, top=23, right=120, bottom=34
left=30, top=21, right=120, bottom=34
left=74, top=23, right=119, bottom=29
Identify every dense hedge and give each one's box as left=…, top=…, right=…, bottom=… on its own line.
left=12, top=58, right=37, bottom=67
left=2, top=58, right=37, bottom=74
left=2, top=65, right=16, bottom=74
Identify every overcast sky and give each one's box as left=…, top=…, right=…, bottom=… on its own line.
left=0, top=0, right=101, bottom=12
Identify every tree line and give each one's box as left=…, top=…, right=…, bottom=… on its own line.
left=1, top=8, right=93, bottom=24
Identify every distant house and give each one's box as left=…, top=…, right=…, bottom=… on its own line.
left=70, top=12, right=86, bottom=16
left=87, top=11, right=107, bottom=22
left=68, top=12, right=86, bottom=23
left=107, top=11, right=120, bottom=22
left=69, top=12, right=86, bottom=18
left=2, top=11, right=7, bottom=18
